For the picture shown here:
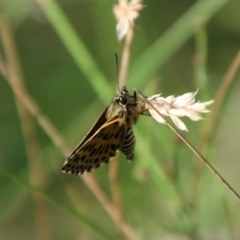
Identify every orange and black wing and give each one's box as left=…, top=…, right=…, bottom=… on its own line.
left=61, top=116, right=126, bottom=174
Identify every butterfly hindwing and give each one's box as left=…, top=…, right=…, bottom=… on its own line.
left=61, top=115, right=126, bottom=174
left=120, top=124, right=136, bottom=160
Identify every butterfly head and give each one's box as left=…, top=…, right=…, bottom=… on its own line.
left=116, top=86, right=130, bottom=106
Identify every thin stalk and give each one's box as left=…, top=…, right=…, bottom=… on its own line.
left=0, top=12, right=51, bottom=240
left=136, top=90, right=240, bottom=202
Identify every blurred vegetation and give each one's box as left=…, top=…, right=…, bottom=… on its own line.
left=1, top=0, right=240, bottom=239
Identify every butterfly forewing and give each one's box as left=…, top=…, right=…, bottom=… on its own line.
left=74, top=107, right=109, bottom=149
left=61, top=115, right=127, bottom=174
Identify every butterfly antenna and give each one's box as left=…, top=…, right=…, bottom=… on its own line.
left=114, top=53, right=121, bottom=93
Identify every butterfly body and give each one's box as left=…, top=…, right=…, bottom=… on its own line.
left=62, top=86, right=144, bottom=175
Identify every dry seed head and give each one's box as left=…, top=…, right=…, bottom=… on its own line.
left=146, top=90, right=214, bottom=131
left=113, top=0, right=143, bottom=40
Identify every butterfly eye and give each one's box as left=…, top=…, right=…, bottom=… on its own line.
left=119, top=96, right=127, bottom=105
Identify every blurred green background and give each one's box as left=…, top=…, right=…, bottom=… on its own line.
left=1, top=0, right=240, bottom=239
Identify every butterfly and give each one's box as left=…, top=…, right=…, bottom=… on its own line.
left=61, top=86, right=145, bottom=174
